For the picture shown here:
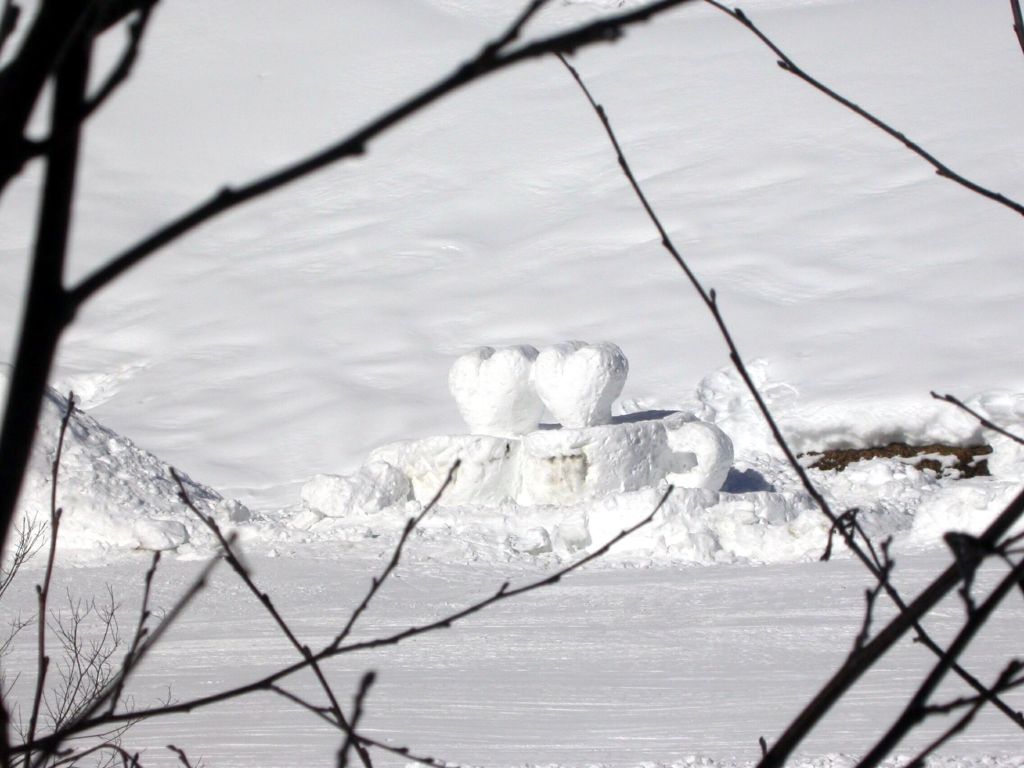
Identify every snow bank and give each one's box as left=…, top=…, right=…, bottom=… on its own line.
left=8, top=360, right=1024, bottom=566
left=5, top=372, right=252, bottom=556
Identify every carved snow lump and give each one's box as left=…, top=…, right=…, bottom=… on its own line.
left=448, top=345, right=544, bottom=436
left=361, top=342, right=734, bottom=508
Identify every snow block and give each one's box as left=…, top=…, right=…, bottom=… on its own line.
left=663, top=413, right=734, bottom=491
left=448, top=345, right=544, bottom=436
left=369, top=434, right=519, bottom=506
left=301, top=461, right=411, bottom=517
left=533, top=341, right=628, bottom=428
left=518, top=419, right=670, bottom=505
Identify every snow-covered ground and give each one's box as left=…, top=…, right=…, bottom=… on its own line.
left=2, top=0, right=1024, bottom=765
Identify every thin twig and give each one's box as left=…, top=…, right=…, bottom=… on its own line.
left=0, top=0, right=19, bottom=58
left=106, top=552, right=161, bottom=715
left=337, top=672, right=374, bottom=768
left=554, top=52, right=1024, bottom=766
left=931, top=391, right=1024, bottom=446
left=82, top=3, right=154, bottom=121
left=0, top=515, right=47, bottom=600
left=39, top=487, right=674, bottom=739
left=166, top=744, right=197, bottom=768
left=358, top=733, right=466, bottom=768
left=1012, top=0, right=1024, bottom=58
left=857, top=556, right=1024, bottom=768
left=66, top=0, right=699, bottom=309
left=919, top=660, right=1024, bottom=717
left=25, top=549, right=225, bottom=767
left=26, top=392, right=75, bottom=753
left=703, top=1, right=1024, bottom=218
left=268, top=685, right=338, bottom=727
left=331, top=461, right=461, bottom=649
left=50, top=741, right=140, bottom=768
left=171, top=468, right=374, bottom=768
left=851, top=539, right=893, bottom=655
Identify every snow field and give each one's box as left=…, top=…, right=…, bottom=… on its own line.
left=1, top=0, right=1023, bottom=764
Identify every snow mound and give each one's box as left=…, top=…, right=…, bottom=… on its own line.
left=7, top=374, right=252, bottom=555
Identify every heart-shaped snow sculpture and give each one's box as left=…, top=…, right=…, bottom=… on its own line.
left=533, top=341, right=628, bottom=428
left=448, top=345, right=544, bottom=436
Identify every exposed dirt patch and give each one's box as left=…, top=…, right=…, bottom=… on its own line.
left=802, top=442, right=992, bottom=478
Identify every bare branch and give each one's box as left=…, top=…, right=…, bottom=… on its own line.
left=0, top=516, right=46, bottom=601
left=21, top=548, right=225, bottom=766
left=171, top=469, right=373, bottom=768
left=479, top=0, right=551, bottom=60
left=107, top=552, right=161, bottom=715
left=26, top=392, right=75, bottom=752
left=931, top=391, right=1024, bottom=446
left=43, top=486, right=674, bottom=739
left=553, top=52, right=1024, bottom=768
left=857, top=556, right=1024, bottom=768
left=0, top=0, right=19, bottom=59
left=337, top=672, right=374, bottom=768
left=331, top=461, right=461, bottom=649
left=65, top=0, right=699, bottom=309
left=702, top=1, right=1024, bottom=218
left=851, top=539, right=893, bottom=655
left=1012, top=0, right=1024, bottom=58
left=166, top=744, right=199, bottom=768
left=359, top=733, right=466, bottom=768
left=81, top=3, right=155, bottom=122
left=50, top=741, right=141, bottom=768
left=267, top=685, right=337, bottom=727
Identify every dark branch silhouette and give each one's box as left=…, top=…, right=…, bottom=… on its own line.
left=25, top=393, right=74, bottom=754
left=905, top=660, right=1024, bottom=768
left=857, top=555, right=1024, bottom=768
left=21, top=486, right=673, bottom=743
left=555, top=49, right=1024, bottom=768
left=66, top=0, right=701, bottom=310
left=1012, top=0, right=1024, bottom=58
left=0, top=0, right=700, bottom=597
left=702, top=0, right=1024, bottom=218
left=0, top=0, right=19, bottom=58
left=931, top=391, right=1024, bottom=446
left=331, top=461, right=461, bottom=650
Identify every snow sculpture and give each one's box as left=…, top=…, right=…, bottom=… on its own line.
left=369, top=434, right=519, bottom=507
left=301, top=461, right=411, bottom=517
left=448, top=345, right=544, bottom=436
left=533, top=341, right=628, bottom=428
left=663, top=413, right=734, bottom=491
left=518, top=419, right=671, bottom=506
left=310, top=342, right=736, bottom=515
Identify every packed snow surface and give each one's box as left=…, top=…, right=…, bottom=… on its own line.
left=1, top=0, right=1024, bottom=766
